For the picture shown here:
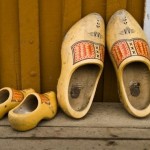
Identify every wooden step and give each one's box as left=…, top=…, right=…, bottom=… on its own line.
left=0, top=102, right=150, bottom=150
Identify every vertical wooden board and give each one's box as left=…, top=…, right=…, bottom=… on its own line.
left=126, top=0, right=144, bottom=27
left=39, top=0, right=62, bottom=92
left=82, top=0, right=106, bottom=19
left=82, top=0, right=106, bottom=102
left=0, top=0, right=20, bottom=88
left=144, top=0, right=150, bottom=45
left=19, top=0, right=40, bottom=92
left=62, top=0, right=82, bottom=37
left=104, top=0, right=127, bottom=102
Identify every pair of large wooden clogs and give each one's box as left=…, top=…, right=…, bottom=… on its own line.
left=57, top=9, right=150, bottom=118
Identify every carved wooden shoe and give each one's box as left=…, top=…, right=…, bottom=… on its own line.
left=107, top=9, right=150, bottom=117
left=57, top=13, right=105, bottom=118
left=0, top=87, right=34, bottom=119
left=8, top=91, right=57, bottom=131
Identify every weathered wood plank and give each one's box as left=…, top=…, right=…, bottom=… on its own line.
left=1, top=126, right=150, bottom=140
left=18, top=0, right=40, bottom=92
left=0, top=0, right=21, bottom=88
left=1, top=103, right=150, bottom=128
left=39, top=0, right=62, bottom=93
left=0, top=103, right=150, bottom=150
left=144, top=0, right=150, bottom=45
left=40, top=103, right=150, bottom=128
left=0, top=139, right=150, bottom=150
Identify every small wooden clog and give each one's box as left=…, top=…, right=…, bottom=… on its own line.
left=8, top=91, right=57, bottom=131
left=0, top=87, right=34, bottom=119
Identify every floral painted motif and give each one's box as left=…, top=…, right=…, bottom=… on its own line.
left=111, top=38, right=150, bottom=67
left=11, top=89, right=24, bottom=102
left=39, top=94, right=50, bottom=105
left=71, top=40, right=104, bottom=64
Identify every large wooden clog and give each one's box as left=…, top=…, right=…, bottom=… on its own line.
left=0, top=87, right=34, bottom=119
left=57, top=13, right=105, bottom=118
left=8, top=91, right=57, bottom=131
left=107, top=9, right=150, bottom=117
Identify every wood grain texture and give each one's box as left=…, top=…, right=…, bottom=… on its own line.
left=0, top=103, right=150, bottom=149
left=39, top=0, right=62, bottom=93
left=0, top=139, right=150, bottom=150
left=1, top=103, right=150, bottom=128
left=1, top=126, right=150, bottom=139
left=18, top=0, right=40, bottom=92
left=0, top=0, right=20, bottom=89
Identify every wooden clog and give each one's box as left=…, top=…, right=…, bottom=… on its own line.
left=57, top=13, right=105, bottom=118
left=8, top=91, right=57, bottom=131
left=0, top=87, right=34, bottom=119
left=107, top=9, right=150, bottom=117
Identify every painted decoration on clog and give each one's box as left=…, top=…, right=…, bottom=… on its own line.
left=111, top=38, right=150, bottom=67
left=39, top=94, right=50, bottom=105
left=71, top=40, right=104, bottom=64
left=11, top=89, right=24, bottom=102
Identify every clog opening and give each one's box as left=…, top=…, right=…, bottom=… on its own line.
left=68, top=64, right=100, bottom=111
left=14, top=95, right=38, bottom=114
left=0, top=89, right=9, bottom=104
left=123, top=62, right=150, bottom=110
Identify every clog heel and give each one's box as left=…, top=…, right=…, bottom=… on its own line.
left=57, top=13, right=105, bottom=118
left=0, top=87, right=34, bottom=119
left=107, top=9, right=150, bottom=117
left=8, top=91, right=57, bottom=131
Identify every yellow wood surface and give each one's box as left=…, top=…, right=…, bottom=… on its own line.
left=0, top=0, right=20, bottom=88
left=0, top=0, right=145, bottom=102
left=39, top=0, right=62, bottom=93
left=62, top=0, right=82, bottom=37
left=19, top=0, right=40, bottom=92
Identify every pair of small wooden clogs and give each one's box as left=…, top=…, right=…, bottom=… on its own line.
left=0, top=87, right=57, bottom=131
left=57, top=10, right=150, bottom=118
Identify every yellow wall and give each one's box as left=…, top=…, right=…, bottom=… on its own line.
left=0, top=0, right=145, bottom=102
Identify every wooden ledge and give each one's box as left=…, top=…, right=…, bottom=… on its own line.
left=0, top=103, right=150, bottom=150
